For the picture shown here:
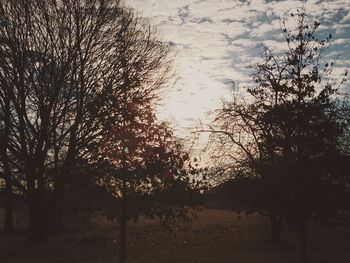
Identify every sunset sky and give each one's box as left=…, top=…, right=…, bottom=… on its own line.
left=126, top=0, right=350, bottom=138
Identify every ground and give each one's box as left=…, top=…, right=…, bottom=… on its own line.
left=1, top=208, right=350, bottom=263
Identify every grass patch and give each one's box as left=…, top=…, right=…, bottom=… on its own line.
left=1, top=208, right=349, bottom=262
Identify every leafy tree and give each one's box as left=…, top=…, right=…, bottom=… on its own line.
left=255, top=12, right=349, bottom=262
left=209, top=10, right=350, bottom=262
left=100, top=121, right=199, bottom=263
left=94, top=55, right=200, bottom=262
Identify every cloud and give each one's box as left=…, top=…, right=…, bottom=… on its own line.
left=127, top=0, right=350, bottom=137
left=340, top=10, right=350, bottom=23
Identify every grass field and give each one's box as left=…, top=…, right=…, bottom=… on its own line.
left=1, top=208, right=350, bottom=263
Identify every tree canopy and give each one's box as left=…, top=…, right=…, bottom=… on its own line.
left=208, top=10, right=350, bottom=263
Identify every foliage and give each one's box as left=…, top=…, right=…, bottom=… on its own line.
left=208, top=9, right=350, bottom=261
left=95, top=98, right=202, bottom=224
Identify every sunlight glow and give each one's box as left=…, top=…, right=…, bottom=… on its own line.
left=127, top=0, right=350, bottom=139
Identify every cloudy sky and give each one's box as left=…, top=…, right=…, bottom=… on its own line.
left=126, top=0, right=350, bottom=137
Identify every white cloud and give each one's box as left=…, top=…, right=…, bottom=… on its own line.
left=126, top=0, right=350, bottom=138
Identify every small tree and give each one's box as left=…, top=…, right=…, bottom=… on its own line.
left=207, top=85, right=287, bottom=243
left=91, top=27, right=199, bottom=259
left=97, top=103, right=199, bottom=263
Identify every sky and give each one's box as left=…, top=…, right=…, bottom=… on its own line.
left=125, top=0, right=350, bottom=139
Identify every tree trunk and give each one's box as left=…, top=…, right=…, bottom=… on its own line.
left=270, top=212, right=281, bottom=244
left=28, top=189, right=47, bottom=243
left=4, top=177, right=14, bottom=234
left=2, top=100, right=13, bottom=234
left=119, top=180, right=127, bottom=263
left=298, top=218, right=307, bottom=263
left=49, top=176, right=65, bottom=231
left=48, top=198, right=63, bottom=231
left=49, top=150, right=74, bottom=231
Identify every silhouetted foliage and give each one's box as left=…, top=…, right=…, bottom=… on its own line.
left=92, top=68, right=202, bottom=262
left=208, top=10, right=350, bottom=263
left=0, top=0, right=176, bottom=245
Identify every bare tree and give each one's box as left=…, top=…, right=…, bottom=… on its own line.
left=0, top=0, right=173, bottom=243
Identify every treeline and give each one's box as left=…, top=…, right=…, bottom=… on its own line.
left=0, top=1, right=202, bottom=263
left=207, top=10, right=350, bottom=263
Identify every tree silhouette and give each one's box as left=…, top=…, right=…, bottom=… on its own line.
left=93, top=44, right=199, bottom=261
left=209, top=10, right=350, bottom=262
left=0, top=0, right=172, bottom=243
left=98, top=114, right=198, bottom=263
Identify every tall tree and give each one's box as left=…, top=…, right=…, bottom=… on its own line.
left=208, top=10, right=350, bottom=262
left=0, top=0, right=172, bottom=242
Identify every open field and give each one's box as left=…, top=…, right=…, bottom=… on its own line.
left=1, top=208, right=350, bottom=263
